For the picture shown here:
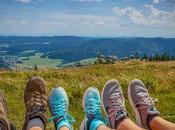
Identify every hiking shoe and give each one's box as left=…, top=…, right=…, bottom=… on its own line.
left=0, top=91, right=10, bottom=130
left=128, top=79, right=159, bottom=129
left=48, top=87, right=75, bottom=130
left=80, top=87, right=106, bottom=130
left=101, top=79, right=128, bottom=129
left=23, top=76, right=48, bottom=130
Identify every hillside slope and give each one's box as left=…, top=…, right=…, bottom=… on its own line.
left=0, top=61, right=175, bottom=129
left=1, top=36, right=175, bottom=63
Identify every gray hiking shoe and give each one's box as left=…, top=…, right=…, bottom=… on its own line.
left=128, top=79, right=159, bottom=129
left=101, top=79, right=128, bottom=129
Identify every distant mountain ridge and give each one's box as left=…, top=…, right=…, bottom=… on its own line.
left=0, top=36, right=175, bottom=63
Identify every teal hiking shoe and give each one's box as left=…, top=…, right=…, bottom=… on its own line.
left=80, top=87, right=107, bottom=130
left=48, top=87, right=75, bottom=130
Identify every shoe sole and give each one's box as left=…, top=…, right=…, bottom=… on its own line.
left=128, top=82, right=142, bottom=127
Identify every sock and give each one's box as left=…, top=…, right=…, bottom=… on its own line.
left=115, top=116, right=128, bottom=128
left=56, top=119, right=72, bottom=130
left=147, top=115, right=157, bottom=130
left=89, top=118, right=105, bottom=130
left=0, top=122, right=5, bottom=130
left=26, top=118, right=44, bottom=130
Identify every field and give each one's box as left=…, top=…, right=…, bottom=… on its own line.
left=19, top=53, right=63, bottom=67
left=0, top=61, right=175, bottom=129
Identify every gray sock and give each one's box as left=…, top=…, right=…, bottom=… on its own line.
left=26, top=118, right=44, bottom=130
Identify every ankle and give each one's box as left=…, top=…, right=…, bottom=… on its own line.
left=147, top=115, right=158, bottom=130
left=26, top=118, right=44, bottom=130
left=60, top=126, right=70, bottom=130
left=89, top=118, right=106, bottom=130
left=115, top=115, right=129, bottom=129
left=56, top=119, right=72, bottom=130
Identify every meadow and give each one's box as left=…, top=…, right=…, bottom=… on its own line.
left=0, top=61, right=175, bottom=129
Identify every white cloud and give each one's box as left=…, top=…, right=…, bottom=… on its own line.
left=40, top=21, right=66, bottom=26
left=20, top=21, right=27, bottom=24
left=15, top=0, right=42, bottom=3
left=75, top=0, right=101, bottom=1
left=16, top=0, right=31, bottom=3
left=113, top=5, right=175, bottom=27
left=153, top=0, right=160, bottom=4
left=39, top=12, right=120, bottom=28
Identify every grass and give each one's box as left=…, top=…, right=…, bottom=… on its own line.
left=0, top=61, right=175, bottom=129
left=61, top=58, right=97, bottom=67
left=19, top=53, right=62, bottom=68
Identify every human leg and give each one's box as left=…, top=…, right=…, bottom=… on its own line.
left=22, top=76, right=48, bottom=130
left=102, top=79, right=146, bottom=130
left=149, top=116, right=175, bottom=130
left=48, top=87, right=75, bottom=130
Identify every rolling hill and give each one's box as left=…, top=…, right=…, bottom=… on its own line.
left=0, top=36, right=175, bottom=63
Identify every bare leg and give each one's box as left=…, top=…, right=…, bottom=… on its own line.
left=117, top=118, right=146, bottom=130
left=97, top=125, right=112, bottom=130
left=150, top=116, right=175, bottom=130
left=29, top=126, right=42, bottom=130
left=97, top=118, right=147, bottom=130
left=60, top=126, right=70, bottom=130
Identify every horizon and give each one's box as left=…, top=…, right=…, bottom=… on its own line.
left=0, top=35, right=175, bottom=38
left=0, top=0, right=175, bottom=37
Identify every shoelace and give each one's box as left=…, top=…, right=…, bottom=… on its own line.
left=28, top=92, right=46, bottom=113
left=48, top=100, right=75, bottom=124
left=108, top=92, right=125, bottom=117
left=86, top=98, right=107, bottom=124
left=135, top=92, right=158, bottom=110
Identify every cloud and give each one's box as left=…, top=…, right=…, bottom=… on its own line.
left=153, top=0, right=160, bottom=4
left=15, top=0, right=43, bottom=3
left=113, top=5, right=175, bottom=27
left=20, top=21, right=27, bottom=24
left=77, top=0, right=101, bottom=1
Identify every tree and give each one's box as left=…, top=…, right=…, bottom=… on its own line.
left=34, top=64, right=38, bottom=70
left=142, top=54, right=148, bottom=60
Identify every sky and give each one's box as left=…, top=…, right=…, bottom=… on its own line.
left=0, top=0, right=175, bottom=37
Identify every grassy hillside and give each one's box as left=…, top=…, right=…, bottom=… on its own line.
left=0, top=61, right=175, bottom=129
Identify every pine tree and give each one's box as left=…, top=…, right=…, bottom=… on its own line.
left=34, top=64, right=38, bottom=70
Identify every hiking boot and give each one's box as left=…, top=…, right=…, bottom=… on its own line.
left=0, top=91, right=10, bottom=130
left=128, top=79, right=159, bottom=129
left=23, top=76, right=48, bottom=130
left=48, top=87, right=75, bottom=130
left=80, top=87, right=106, bottom=130
left=101, top=79, right=128, bottom=129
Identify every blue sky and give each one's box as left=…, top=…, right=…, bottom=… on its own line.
left=0, top=0, right=175, bottom=37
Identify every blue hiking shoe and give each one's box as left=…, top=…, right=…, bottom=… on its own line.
left=48, top=87, right=75, bottom=130
left=80, top=87, right=107, bottom=130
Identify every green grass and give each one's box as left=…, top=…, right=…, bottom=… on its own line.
left=0, top=61, right=175, bottom=129
left=61, top=58, right=97, bottom=67
left=19, top=53, right=62, bottom=67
